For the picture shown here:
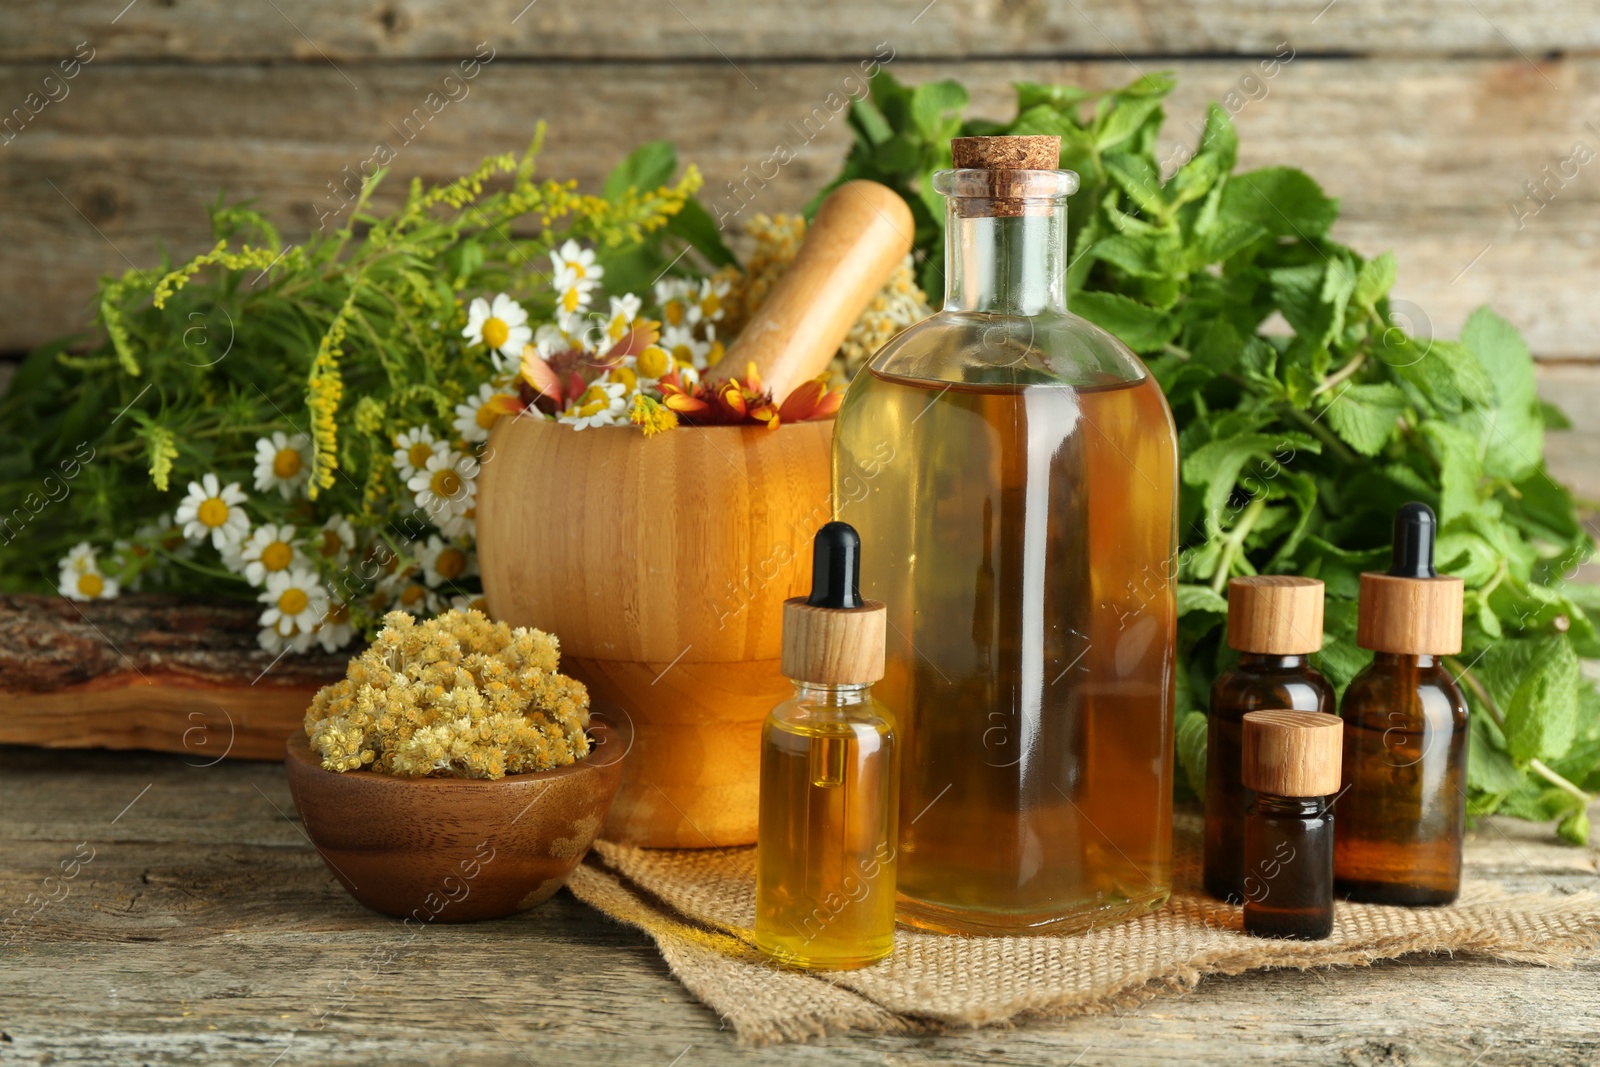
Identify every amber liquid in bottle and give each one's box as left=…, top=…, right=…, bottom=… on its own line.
left=1205, top=653, right=1336, bottom=903
left=834, top=159, right=1177, bottom=935
left=835, top=368, right=1176, bottom=933
left=1334, top=653, right=1468, bottom=905
left=754, top=685, right=898, bottom=969
left=1243, top=794, right=1335, bottom=939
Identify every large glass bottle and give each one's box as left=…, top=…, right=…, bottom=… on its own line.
left=831, top=135, right=1179, bottom=935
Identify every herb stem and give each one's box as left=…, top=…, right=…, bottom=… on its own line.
left=1210, top=495, right=1267, bottom=595
left=1314, top=351, right=1366, bottom=395
left=1450, top=659, right=1594, bottom=807
left=1279, top=403, right=1358, bottom=465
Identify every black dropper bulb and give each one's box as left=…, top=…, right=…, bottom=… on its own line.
left=1388, top=502, right=1437, bottom=579
left=806, top=521, right=864, bottom=609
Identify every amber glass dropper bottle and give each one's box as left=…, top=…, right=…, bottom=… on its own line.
left=755, top=522, right=898, bottom=970
left=1335, top=502, right=1468, bottom=906
left=1205, top=576, right=1336, bottom=903
left=1241, top=710, right=1343, bottom=940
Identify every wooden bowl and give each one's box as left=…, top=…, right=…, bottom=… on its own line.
left=476, top=416, right=831, bottom=847
left=283, top=719, right=625, bottom=921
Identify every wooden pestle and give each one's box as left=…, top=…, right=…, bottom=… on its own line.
left=723, top=180, right=914, bottom=403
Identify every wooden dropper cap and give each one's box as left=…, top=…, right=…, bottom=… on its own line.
left=1242, top=711, right=1344, bottom=797
left=1357, top=502, right=1464, bottom=655
left=781, top=522, right=886, bottom=685
left=1227, top=575, right=1325, bottom=654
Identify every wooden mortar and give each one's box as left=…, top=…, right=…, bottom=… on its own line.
left=478, top=181, right=913, bottom=847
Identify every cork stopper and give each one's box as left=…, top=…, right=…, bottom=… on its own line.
left=944, top=135, right=1065, bottom=218
left=1227, top=575, right=1325, bottom=654
left=1355, top=503, right=1464, bottom=655
left=1242, top=710, right=1344, bottom=797
left=951, top=136, right=1061, bottom=170
left=780, top=522, right=886, bottom=685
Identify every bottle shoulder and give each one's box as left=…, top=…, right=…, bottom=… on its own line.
left=1210, top=667, right=1337, bottom=721
left=863, top=307, right=1153, bottom=389
left=1341, top=658, right=1468, bottom=725
left=765, top=687, right=897, bottom=733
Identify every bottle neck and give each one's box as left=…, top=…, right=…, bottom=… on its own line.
left=791, top=681, right=873, bottom=706
left=1372, top=652, right=1438, bottom=668
left=1254, top=794, right=1329, bottom=817
left=943, top=202, right=1070, bottom=316
left=1237, top=652, right=1311, bottom=670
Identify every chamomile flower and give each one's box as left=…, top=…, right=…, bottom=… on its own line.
left=654, top=277, right=700, bottom=328
left=239, top=523, right=307, bottom=588
left=558, top=381, right=628, bottom=430
left=314, top=600, right=358, bottom=653
left=219, top=536, right=248, bottom=576
left=695, top=276, right=730, bottom=323
left=462, top=293, right=533, bottom=369
left=551, top=240, right=602, bottom=289
left=660, top=324, right=710, bottom=370
left=552, top=241, right=603, bottom=318
left=253, top=432, right=313, bottom=500
left=258, top=622, right=317, bottom=655
left=58, top=542, right=119, bottom=601
left=417, top=534, right=478, bottom=588
left=258, top=567, right=328, bottom=644
left=453, top=382, right=513, bottom=445
left=313, top=515, right=356, bottom=565
left=407, top=449, right=478, bottom=522
left=633, top=344, right=676, bottom=383
left=450, top=593, right=490, bottom=614
left=175, top=473, right=250, bottom=549
left=392, top=427, right=445, bottom=481
left=439, top=506, right=477, bottom=540
left=606, top=294, right=643, bottom=342
left=387, top=577, right=440, bottom=617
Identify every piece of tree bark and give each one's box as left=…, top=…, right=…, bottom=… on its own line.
left=0, top=594, right=349, bottom=760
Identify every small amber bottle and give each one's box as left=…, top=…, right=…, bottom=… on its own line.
left=1242, top=710, right=1343, bottom=940
left=1335, top=503, right=1469, bottom=906
left=755, top=522, right=898, bottom=970
left=1204, top=576, right=1336, bottom=903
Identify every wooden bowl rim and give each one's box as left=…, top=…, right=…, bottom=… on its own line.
left=285, top=719, right=624, bottom=788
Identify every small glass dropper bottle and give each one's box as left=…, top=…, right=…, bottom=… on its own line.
left=1335, top=502, right=1469, bottom=906
left=1242, top=710, right=1344, bottom=940
left=1205, top=575, right=1336, bottom=903
left=755, top=521, right=898, bottom=970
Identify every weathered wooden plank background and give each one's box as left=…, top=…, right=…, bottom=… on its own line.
left=2, top=0, right=1599, bottom=365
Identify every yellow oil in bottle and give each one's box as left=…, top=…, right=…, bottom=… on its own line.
left=754, top=709, right=898, bottom=969
left=834, top=368, right=1176, bottom=935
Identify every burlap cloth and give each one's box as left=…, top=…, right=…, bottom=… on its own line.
left=566, top=813, right=1600, bottom=1045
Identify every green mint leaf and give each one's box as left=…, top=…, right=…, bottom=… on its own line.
left=1476, top=635, right=1581, bottom=764
left=1354, top=251, right=1397, bottom=309
left=910, top=79, right=969, bottom=142
left=1468, top=708, right=1529, bottom=794
left=1219, top=167, right=1339, bottom=239
left=1013, top=81, right=1098, bottom=115
left=1319, top=381, right=1408, bottom=456
left=1420, top=420, right=1484, bottom=521
left=850, top=94, right=895, bottom=147
left=1177, top=583, right=1230, bottom=617
left=1456, top=306, right=1542, bottom=481
left=1072, top=290, right=1178, bottom=352
left=1176, top=710, right=1209, bottom=798
left=1558, top=808, right=1591, bottom=846
left=1104, top=153, right=1168, bottom=220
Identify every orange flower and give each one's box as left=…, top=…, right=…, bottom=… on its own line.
left=777, top=374, right=844, bottom=423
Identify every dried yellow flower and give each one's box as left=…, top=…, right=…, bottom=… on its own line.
left=303, top=609, right=591, bottom=779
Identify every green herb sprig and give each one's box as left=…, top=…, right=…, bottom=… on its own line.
left=822, top=70, right=1600, bottom=843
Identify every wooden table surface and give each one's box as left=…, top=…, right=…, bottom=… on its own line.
left=3, top=744, right=1597, bottom=1067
